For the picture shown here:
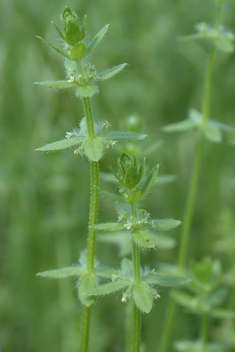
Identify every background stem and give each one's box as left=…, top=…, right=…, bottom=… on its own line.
left=159, top=3, right=223, bottom=351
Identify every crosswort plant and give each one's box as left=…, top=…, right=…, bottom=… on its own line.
left=35, top=7, right=190, bottom=352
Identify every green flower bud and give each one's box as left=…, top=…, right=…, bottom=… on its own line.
left=60, top=7, right=84, bottom=46
left=112, top=153, right=145, bottom=190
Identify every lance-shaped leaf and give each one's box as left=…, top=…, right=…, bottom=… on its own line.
left=92, top=222, right=125, bottom=232
left=83, top=137, right=104, bottom=161
left=153, top=219, right=181, bottom=231
left=52, top=21, right=66, bottom=41
left=34, top=80, right=77, bottom=90
left=99, top=189, right=127, bottom=203
left=96, top=267, right=119, bottom=278
left=143, top=273, right=191, bottom=287
left=79, top=273, right=97, bottom=306
left=200, top=122, right=222, bottom=143
left=132, top=229, right=155, bottom=248
left=86, top=24, right=109, bottom=54
left=162, top=119, right=197, bottom=133
left=132, top=281, right=153, bottom=313
left=76, top=84, right=99, bottom=98
left=210, top=309, right=235, bottom=320
left=88, top=279, right=130, bottom=296
left=36, top=136, right=86, bottom=152
left=37, top=266, right=84, bottom=279
left=98, top=63, right=127, bottom=81
left=140, top=164, right=159, bottom=197
left=150, top=232, right=176, bottom=249
left=36, top=36, right=71, bottom=59
left=170, top=290, right=206, bottom=313
left=100, top=131, right=147, bottom=143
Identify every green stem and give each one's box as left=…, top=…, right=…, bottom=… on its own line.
left=201, top=313, right=208, bottom=352
left=80, top=98, right=99, bottom=352
left=159, top=3, right=223, bottom=351
left=131, top=204, right=141, bottom=352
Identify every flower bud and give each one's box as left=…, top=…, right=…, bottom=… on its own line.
left=60, top=7, right=84, bottom=46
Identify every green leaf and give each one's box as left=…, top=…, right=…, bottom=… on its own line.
left=127, top=189, right=143, bottom=203
left=99, top=189, right=127, bottom=203
left=153, top=219, right=181, bottom=231
left=121, top=258, right=133, bottom=273
left=79, top=273, right=97, bottom=306
left=210, top=309, right=235, bottom=319
left=36, top=36, right=71, bottom=59
left=162, top=119, right=197, bottom=133
left=140, top=164, right=159, bottom=197
left=215, top=33, right=234, bottom=53
left=143, top=273, right=191, bottom=287
left=150, top=232, right=176, bottom=249
left=88, top=279, right=130, bottom=296
left=70, top=42, right=86, bottom=61
left=170, top=290, right=207, bottom=314
left=34, top=80, right=77, bottom=89
left=98, top=63, right=127, bottom=81
left=132, top=229, right=155, bottom=248
left=201, top=122, right=222, bottom=143
left=92, top=222, right=125, bottom=232
left=87, top=24, right=109, bottom=54
left=37, top=266, right=84, bottom=278
left=76, top=84, right=99, bottom=98
left=100, top=131, right=147, bottom=143
left=96, top=267, right=119, bottom=278
left=83, top=137, right=104, bottom=161
left=36, top=136, right=85, bottom=152
left=132, top=281, right=153, bottom=313
left=52, top=21, right=66, bottom=41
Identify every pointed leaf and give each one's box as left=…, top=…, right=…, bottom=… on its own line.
left=52, top=21, right=66, bottom=41
left=96, top=267, right=119, bottom=278
left=132, top=282, right=153, bottom=313
left=162, top=119, right=197, bottom=133
left=210, top=309, right=235, bottom=319
left=132, top=229, right=156, bottom=248
left=121, top=258, right=133, bottom=273
left=35, top=80, right=77, bottom=89
left=76, top=84, right=99, bottom=98
left=99, top=189, right=127, bottom=203
left=36, top=136, right=85, bottom=152
left=88, top=279, right=130, bottom=296
left=98, top=63, right=127, bottom=81
left=150, top=232, right=176, bottom=249
left=153, top=219, right=181, bottom=231
left=215, top=34, right=234, bottom=53
left=92, top=222, right=125, bottom=232
left=84, top=137, right=104, bottom=161
left=201, top=122, right=222, bottom=143
left=79, top=273, right=97, bottom=306
left=37, top=266, right=84, bottom=279
left=140, top=164, right=159, bottom=197
left=36, top=36, right=71, bottom=59
left=87, top=24, right=109, bottom=54
left=143, top=273, right=191, bottom=287
left=100, top=131, right=147, bottom=143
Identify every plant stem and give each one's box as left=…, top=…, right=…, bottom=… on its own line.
left=131, top=204, right=141, bottom=352
left=159, top=3, right=223, bottom=351
left=80, top=97, right=99, bottom=352
left=201, top=313, right=208, bottom=352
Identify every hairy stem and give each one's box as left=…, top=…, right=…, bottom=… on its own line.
left=159, top=3, right=223, bottom=351
left=80, top=98, right=99, bottom=352
left=131, top=204, right=141, bottom=352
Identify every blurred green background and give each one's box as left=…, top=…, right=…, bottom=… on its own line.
left=1, top=0, right=235, bottom=351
